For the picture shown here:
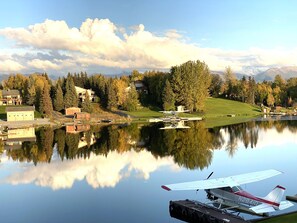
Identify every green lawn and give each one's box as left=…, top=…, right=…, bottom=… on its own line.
left=203, top=98, right=261, bottom=128
left=124, top=98, right=262, bottom=127
left=204, top=98, right=261, bottom=118
left=123, top=107, right=163, bottom=122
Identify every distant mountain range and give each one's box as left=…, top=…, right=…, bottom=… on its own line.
left=254, top=66, right=297, bottom=82
left=212, top=66, right=297, bottom=82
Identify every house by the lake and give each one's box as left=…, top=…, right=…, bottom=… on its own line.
left=5, top=106, right=35, bottom=121
left=0, top=90, right=22, bottom=105
left=75, top=86, right=95, bottom=102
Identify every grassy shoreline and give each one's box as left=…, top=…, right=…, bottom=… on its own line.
left=124, top=98, right=262, bottom=128
left=0, top=98, right=262, bottom=128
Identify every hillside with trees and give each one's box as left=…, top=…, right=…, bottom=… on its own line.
left=1, top=60, right=297, bottom=118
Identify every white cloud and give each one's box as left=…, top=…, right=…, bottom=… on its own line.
left=0, top=18, right=297, bottom=74
left=0, top=58, right=25, bottom=72
left=27, top=59, right=60, bottom=70
left=3, top=150, right=180, bottom=190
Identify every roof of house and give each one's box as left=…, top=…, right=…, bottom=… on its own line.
left=65, top=107, right=81, bottom=110
left=5, top=106, right=35, bottom=112
left=75, top=86, right=94, bottom=94
left=2, top=90, right=20, bottom=96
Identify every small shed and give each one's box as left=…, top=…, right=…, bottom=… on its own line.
left=65, top=107, right=81, bottom=116
left=6, top=106, right=35, bottom=121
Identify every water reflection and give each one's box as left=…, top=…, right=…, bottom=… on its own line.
left=5, top=150, right=179, bottom=190
left=1, top=120, right=297, bottom=190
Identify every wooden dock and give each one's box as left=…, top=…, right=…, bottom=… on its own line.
left=169, top=200, right=251, bottom=223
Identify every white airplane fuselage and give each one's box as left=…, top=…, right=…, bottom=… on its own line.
left=206, top=185, right=281, bottom=211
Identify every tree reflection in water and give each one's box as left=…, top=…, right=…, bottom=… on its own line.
left=3, top=120, right=297, bottom=169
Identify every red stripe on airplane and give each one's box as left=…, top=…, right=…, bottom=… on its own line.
left=276, top=185, right=286, bottom=190
left=161, top=185, right=171, bottom=191
left=235, top=191, right=280, bottom=207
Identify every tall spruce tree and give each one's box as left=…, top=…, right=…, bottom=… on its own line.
left=24, top=76, right=36, bottom=105
left=162, top=79, right=175, bottom=110
left=41, top=84, right=53, bottom=117
left=35, top=87, right=42, bottom=113
left=82, top=90, right=93, bottom=113
left=106, top=79, right=117, bottom=111
left=54, top=82, right=64, bottom=111
left=64, top=76, right=78, bottom=108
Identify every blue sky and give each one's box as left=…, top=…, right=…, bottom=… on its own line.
left=0, top=0, right=297, bottom=76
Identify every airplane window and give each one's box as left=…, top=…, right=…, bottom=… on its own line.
left=231, top=186, right=242, bottom=192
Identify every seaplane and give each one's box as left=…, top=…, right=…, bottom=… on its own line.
left=161, top=169, right=294, bottom=215
left=160, top=109, right=190, bottom=116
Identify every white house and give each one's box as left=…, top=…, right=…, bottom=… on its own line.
left=75, top=86, right=95, bottom=102
left=0, top=90, right=22, bottom=105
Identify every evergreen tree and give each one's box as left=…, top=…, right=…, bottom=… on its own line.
left=239, top=76, right=248, bottom=102
left=35, top=87, right=42, bottom=113
left=82, top=90, right=93, bottom=113
left=55, top=128, right=65, bottom=161
left=41, top=84, right=53, bottom=117
left=64, top=76, right=78, bottom=108
left=209, top=74, right=223, bottom=97
left=24, top=76, right=36, bottom=105
left=247, top=76, right=256, bottom=104
left=54, top=82, right=64, bottom=111
left=106, top=79, right=117, bottom=111
left=123, top=84, right=139, bottom=111
left=162, top=79, right=175, bottom=110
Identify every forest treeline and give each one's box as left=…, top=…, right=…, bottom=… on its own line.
left=2, top=60, right=297, bottom=116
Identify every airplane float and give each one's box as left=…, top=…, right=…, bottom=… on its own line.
left=161, top=169, right=294, bottom=215
left=160, top=110, right=190, bottom=116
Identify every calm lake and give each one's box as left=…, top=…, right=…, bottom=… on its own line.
left=0, top=119, right=297, bottom=222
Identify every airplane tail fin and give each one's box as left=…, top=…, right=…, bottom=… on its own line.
left=250, top=185, right=294, bottom=214
left=264, top=185, right=285, bottom=207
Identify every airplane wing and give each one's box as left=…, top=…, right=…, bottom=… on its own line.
left=161, top=169, right=282, bottom=191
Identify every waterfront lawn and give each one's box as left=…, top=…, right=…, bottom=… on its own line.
left=124, top=107, right=163, bottom=122
left=204, top=98, right=261, bottom=118
left=203, top=98, right=261, bottom=128
left=123, top=98, right=262, bottom=127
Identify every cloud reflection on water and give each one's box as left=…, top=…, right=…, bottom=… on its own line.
left=4, top=150, right=180, bottom=190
